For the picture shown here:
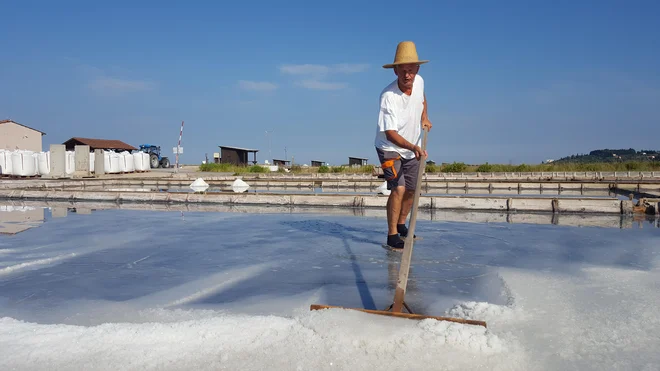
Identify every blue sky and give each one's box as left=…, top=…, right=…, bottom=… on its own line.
left=2, top=0, right=659, bottom=165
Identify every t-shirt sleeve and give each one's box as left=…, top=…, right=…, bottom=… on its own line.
left=377, top=94, right=397, bottom=132
left=416, top=75, right=425, bottom=99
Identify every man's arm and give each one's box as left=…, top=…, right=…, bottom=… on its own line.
left=385, top=130, right=425, bottom=160
left=421, top=93, right=432, bottom=131
left=385, top=130, right=415, bottom=151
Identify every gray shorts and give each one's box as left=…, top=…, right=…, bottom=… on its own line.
left=375, top=147, right=420, bottom=191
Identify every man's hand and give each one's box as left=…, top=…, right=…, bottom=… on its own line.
left=413, top=146, right=428, bottom=160
left=422, top=118, right=432, bottom=131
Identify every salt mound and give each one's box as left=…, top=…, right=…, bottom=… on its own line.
left=298, top=307, right=508, bottom=355
left=190, top=178, right=209, bottom=192
left=445, top=301, right=516, bottom=324
left=232, top=178, right=250, bottom=193
left=0, top=307, right=514, bottom=371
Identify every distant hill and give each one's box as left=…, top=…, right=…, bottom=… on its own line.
left=552, top=148, right=659, bottom=164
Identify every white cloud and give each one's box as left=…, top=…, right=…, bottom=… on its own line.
left=238, top=80, right=278, bottom=92
left=333, top=63, right=369, bottom=73
left=89, top=77, right=155, bottom=94
left=280, top=64, right=330, bottom=76
left=296, top=80, right=347, bottom=91
left=280, top=63, right=367, bottom=91
left=280, top=63, right=369, bottom=76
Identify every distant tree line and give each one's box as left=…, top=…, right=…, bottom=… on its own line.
left=553, top=148, right=659, bottom=164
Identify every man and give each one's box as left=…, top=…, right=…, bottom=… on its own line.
left=374, top=41, right=432, bottom=249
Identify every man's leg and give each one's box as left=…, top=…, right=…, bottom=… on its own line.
left=385, top=185, right=407, bottom=248
left=397, top=189, right=415, bottom=226
left=387, top=186, right=406, bottom=235
left=397, top=157, right=421, bottom=238
left=376, top=147, right=406, bottom=248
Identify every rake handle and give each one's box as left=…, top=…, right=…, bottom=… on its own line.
left=391, top=127, right=429, bottom=313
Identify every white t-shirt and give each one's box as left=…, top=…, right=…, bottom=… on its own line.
left=374, top=74, right=425, bottom=160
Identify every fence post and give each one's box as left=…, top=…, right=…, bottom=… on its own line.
left=74, top=145, right=90, bottom=178
left=48, top=144, right=67, bottom=178
left=94, top=149, right=105, bottom=177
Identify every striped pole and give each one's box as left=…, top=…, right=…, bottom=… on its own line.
left=175, top=121, right=184, bottom=172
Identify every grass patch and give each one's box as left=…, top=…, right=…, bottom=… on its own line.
left=199, top=163, right=268, bottom=174
left=441, top=162, right=468, bottom=173
left=199, top=163, right=234, bottom=172
left=199, top=160, right=660, bottom=175
left=441, top=161, right=660, bottom=173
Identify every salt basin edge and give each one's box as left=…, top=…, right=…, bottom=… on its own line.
left=0, top=189, right=645, bottom=214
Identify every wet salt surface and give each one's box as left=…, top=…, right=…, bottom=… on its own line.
left=0, top=207, right=659, bottom=370
left=96, top=185, right=626, bottom=199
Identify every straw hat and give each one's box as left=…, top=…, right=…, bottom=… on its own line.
left=382, top=41, right=429, bottom=69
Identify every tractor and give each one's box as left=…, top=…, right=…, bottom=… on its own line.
left=138, top=144, right=171, bottom=168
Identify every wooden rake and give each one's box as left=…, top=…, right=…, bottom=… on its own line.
left=311, top=128, right=487, bottom=328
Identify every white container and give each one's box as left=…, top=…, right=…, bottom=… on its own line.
left=141, top=152, right=148, bottom=171
left=104, top=151, right=111, bottom=173
left=142, top=152, right=150, bottom=170
left=65, top=151, right=75, bottom=175
left=109, top=152, right=121, bottom=173
left=122, top=151, right=134, bottom=172
left=117, top=152, right=127, bottom=173
left=133, top=152, right=145, bottom=171
left=32, top=153, right=39, bottom=175
left=0, top=150, right=12, bottom=175
left=11, top=150, right=37, bottom=176
left=38, top=152, right=50, bottom=176
left=89, top=152, right=95, bottom=173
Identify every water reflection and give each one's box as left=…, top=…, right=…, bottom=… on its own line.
left=0, top=206, right=45, bottom=235
left=86, top=184, right=625, bottom=199
left=0, top=201, right=658, bottom=234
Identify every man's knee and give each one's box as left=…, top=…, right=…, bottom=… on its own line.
left=388, top=186, right=406, bottom=202
left=390, top=185, right=406, bottom=196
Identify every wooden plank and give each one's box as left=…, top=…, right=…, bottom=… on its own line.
left=392, top=128, right=428, bottom=313
left=310, top=304, right=487, bottom=328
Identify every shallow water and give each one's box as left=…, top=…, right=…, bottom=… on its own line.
left=0, top=206, right=657, bottom=321
left=77, top=184, right=626, bottom=198
left=1, top=205, right=659, bottom=370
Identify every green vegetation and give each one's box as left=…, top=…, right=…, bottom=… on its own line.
left=425, top=163, right=439, bottom=173
left=440, top=162, right=467, bottom=173
left=433, top=161, right=660, bottom=173
left=553, top=148, right=659, bottom=164
left=427, top=148, right=660, bottom=173
left=199, top=161, right=660, bottom=175
left=199, top=148, right=659, bottom=175
left=199, top=163, right=234, bottom=172
left=199, top=162, right=269, bottom=175
left=198, top=162, right=376, bottom=175
left=332, top=166, right=345, bottom=173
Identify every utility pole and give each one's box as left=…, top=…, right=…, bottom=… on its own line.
left=284, top=146, right=287, bottom=162
left=265, top=130, right=274, bottom=164
left=175, top=120, right=184, bottom=173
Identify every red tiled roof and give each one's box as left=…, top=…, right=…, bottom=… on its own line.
left=0, top=119, right=46, bottom=135
left=63, top=137, right=137, bottom=151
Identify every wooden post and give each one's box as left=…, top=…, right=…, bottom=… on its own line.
left=392, top=128, right=429, bottom=313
